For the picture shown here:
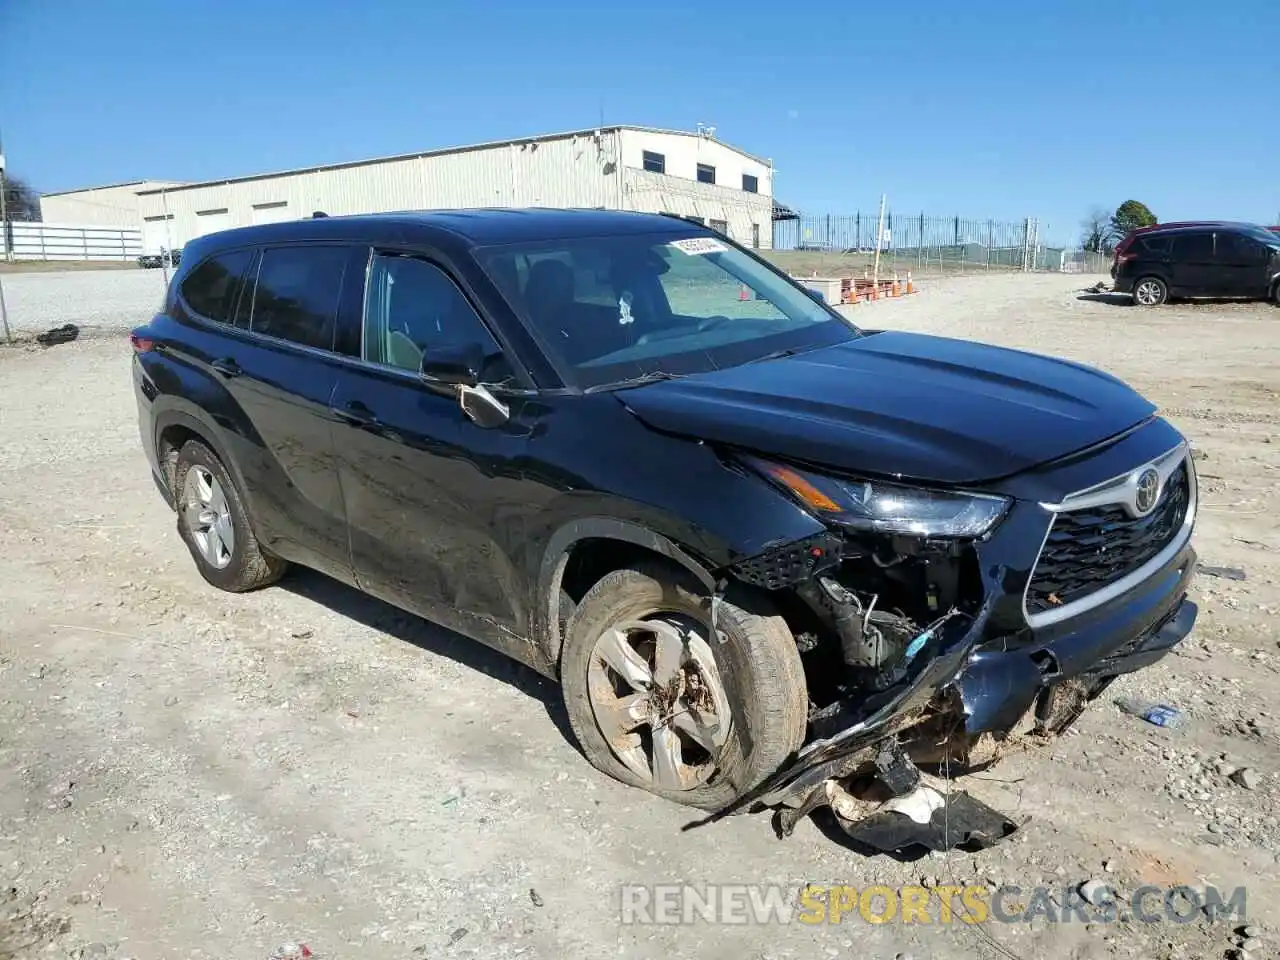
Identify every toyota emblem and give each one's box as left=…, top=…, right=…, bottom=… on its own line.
left=1133, top=468, right=1161, bottom=516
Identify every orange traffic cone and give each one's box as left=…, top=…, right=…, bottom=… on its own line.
left=906, top=271, right=915, bottom=295
left=891, top=274, right=901, bottom=297
left=739, top=284, right=750, bottom=301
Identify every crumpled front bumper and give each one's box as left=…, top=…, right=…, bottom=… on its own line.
left=703, top=537, right=1198, bottom=823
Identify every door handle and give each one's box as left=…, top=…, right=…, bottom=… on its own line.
left=211, top=358, right=241, bottom=378
left=331, top=401, right=379, bottom=428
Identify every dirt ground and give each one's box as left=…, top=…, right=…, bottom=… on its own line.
left=1, top=271, right=1277, bottom=960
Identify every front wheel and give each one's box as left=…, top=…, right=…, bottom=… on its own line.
left=1132, top=276, right=1168, bottom=306
left=559, top=561, right=808, bottom=810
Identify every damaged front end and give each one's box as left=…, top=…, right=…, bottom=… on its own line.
left=694, top=449, right=1199, bottom=855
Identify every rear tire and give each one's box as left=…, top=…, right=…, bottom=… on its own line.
left=1132, top=276, right=1168, bottom=306
left=174, top=440, right=288, bottom=592
left=559, top=561, right=807, bottom=810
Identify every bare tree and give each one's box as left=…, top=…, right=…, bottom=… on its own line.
left=2, top=175, right=42, bottom=222
left=1080, top=206, right=1113, bottom=253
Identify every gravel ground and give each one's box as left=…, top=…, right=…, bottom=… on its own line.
left=0, top=268, right=168, bottom=340
left=1, top=270, right=1278, bottom=960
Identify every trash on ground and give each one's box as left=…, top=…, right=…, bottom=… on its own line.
left=269, top=944, right=312, bottom=960
left=838, top=784, right=1023, bottom=854
left=1115, top=697, right=1183, bottom=729
left=36, top=323, right=79, bottom=347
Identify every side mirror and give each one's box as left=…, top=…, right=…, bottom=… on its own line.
left=420, top=342, right=510, bottom=428
left=420, top=342, right=485, bottom=387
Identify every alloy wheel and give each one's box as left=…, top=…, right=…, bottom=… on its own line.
left=1134, top=280, right=1163, bottom=305
left=182, top=466, right=235, bottom=570
left=586, top=617, right=731, bottom=791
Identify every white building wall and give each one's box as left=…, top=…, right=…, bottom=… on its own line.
left=617, top=130, right=773, bottom=198
left=620, top=168, right=774, bottom=249
left=127, top=127, right=774, bottom=249
left=39, top=181, right=184, bottom=227
left=137, top=131, right=625, bottom=247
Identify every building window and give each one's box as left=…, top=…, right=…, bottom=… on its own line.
left=742, top=174, right=759, bottom=193
left=709, top=219, right=728, bottom=235
left=751, top=223, right=760, bottom=248
left=642, top=151, right=665, bottom=174
left=697, top=164, right=716, bottom=185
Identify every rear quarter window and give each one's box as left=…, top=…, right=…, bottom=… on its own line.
left=180, top=250, right=255, bottom=323
left=1139, top=236, right=1171, bottom=255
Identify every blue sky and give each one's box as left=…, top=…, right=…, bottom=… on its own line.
left=2, top=0, right=1277, bottom=244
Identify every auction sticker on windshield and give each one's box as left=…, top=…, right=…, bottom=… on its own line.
left=669, top=237, right=729, bottom=256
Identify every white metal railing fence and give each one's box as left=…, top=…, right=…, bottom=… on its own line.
left=1, top=221, right=142, bottom=261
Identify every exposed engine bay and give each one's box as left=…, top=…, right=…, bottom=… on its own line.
left=700, top=512, right=1198, bottom=855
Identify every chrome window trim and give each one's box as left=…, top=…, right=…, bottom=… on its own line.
left=1021, top=442, right=1197, bottom=629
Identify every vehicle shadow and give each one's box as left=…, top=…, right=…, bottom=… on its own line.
left=802, top=808, right=933, bottom=863
left=281, top=568, right=575, bottom=746
left=1076, top=292, right=1132, bottom=305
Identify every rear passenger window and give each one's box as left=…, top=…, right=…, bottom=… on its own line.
left=1173, top=233, right=1213, bottom=259
left=180, top=250, right=254, bottom=323
left=250, top=246, right=349, bottom=350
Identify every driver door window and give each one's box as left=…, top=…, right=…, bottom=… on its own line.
left=363, top=254, right=511, bottom=381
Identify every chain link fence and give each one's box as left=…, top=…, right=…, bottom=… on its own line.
left=762, top=211, right=1109, bottom=279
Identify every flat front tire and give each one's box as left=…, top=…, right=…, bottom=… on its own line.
left=174, top=440, right=287, bottom=592
left=1132, top=276, right=1168, bottom=306
left=559, top=561, right=808, bottom=810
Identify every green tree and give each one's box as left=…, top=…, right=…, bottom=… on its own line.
left=1109, top=200, right=1156, bottom=239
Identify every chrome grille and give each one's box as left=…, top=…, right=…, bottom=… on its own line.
left=1026, top=460, right=1191, bottom=616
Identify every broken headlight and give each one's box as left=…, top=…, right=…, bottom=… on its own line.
left=745, top=457, right=1010, bottom=538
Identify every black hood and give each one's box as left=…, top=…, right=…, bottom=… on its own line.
left=617, top=332, right=1156, bottom=485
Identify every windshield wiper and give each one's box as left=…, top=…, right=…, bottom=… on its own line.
left=588, top=370, right=687, bottom=393
left=750, top=347, right=802, bottom=364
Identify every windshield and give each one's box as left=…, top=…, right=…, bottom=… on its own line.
left=476, top=231, right=860, bottom=388
left=1242, top=224, right=1280, bottom=245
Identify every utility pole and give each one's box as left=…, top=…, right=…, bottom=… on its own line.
left=872, top=194, right=887, bottom=292
left=0, top=130, right=11, bottom=263
left=0, top=133, right=11, bottom=341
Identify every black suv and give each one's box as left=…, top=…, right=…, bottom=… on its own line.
left=132, top=210, right=1198, bottom=830
left=1112, top=221, right=1280, bottom=306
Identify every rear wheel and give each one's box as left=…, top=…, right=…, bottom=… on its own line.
left=174, top=440, right=288, bottom=592
left=1132, top=276, right=1168, bottom=306
left=559, top=561, right=807, bottom=810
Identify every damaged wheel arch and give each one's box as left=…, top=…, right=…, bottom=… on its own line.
left=537, top=518, right=722, bottom=668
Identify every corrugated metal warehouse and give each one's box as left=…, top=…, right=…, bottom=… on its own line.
left=43, top=126, right=777, bottom=254
left=38, top=180, right=186, bottom=227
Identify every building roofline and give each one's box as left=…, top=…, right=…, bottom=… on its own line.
left=134, top=126, right=772, bottom=196
left=41, top=179, right=185, bottom=198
